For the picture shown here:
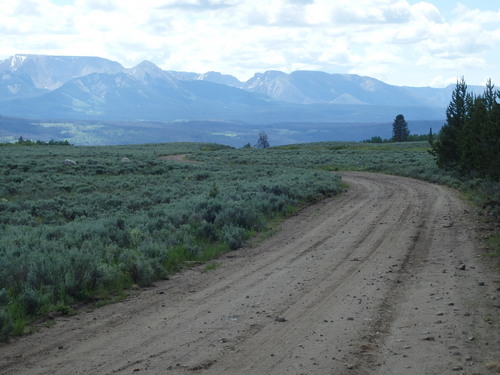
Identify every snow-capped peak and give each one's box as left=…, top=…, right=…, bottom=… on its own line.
left=9, top=54, right=29, bottom=70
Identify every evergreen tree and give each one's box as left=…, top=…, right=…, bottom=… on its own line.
left=481, top=80, right=500, bottom=179
left=431, top=77, right=499, bottom=180
left=428, top=128, right=434, bottom=147
left=255, top=132, right=270, bottom=149
left=392, top=114, right=409, bottom=142
left=431, top=77, right=471, bottom=170
left=460, top=96, right=487, bottom=175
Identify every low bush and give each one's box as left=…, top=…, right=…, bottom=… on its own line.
left=3, top=140, right=496, bottom=341
left=0, top=308, right=13, bottom=341
left=222, top=225, right=246, bottom=250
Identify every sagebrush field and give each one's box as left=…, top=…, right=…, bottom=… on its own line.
left=0, top=141, right=498, bottom=340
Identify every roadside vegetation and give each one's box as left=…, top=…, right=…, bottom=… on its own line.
left=0, top=139, right=498, bottom=341
left=0, top=141, right=344, bottom=340
left=0, top=80, right=498, bottom=341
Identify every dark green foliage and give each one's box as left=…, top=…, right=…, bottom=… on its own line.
left=208, top=183, right=219, bottom=198
left=364, top=134, right=432, bottom=143
left=222, top=225, right=246, bottom=250
left=255, top=132, right=270, bottom=149
left=0, top=308, right=13, bottom=341
left=19, top=289, right=43, bottom=315
left=0, top=289, right=9, bottom=307
left=431, top=78, right=499, bottom=180
left=431, top=77, right=471, bottom=171
left=364, top=136, right=386, bottom=143
left=1, top=137, right=72, bottom=146
left=392, top=114, right=410, bottom=142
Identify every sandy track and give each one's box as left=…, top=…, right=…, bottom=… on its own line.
left=1, top=172, right=498, bottom=374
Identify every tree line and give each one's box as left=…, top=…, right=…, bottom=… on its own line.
left=430, top=78, right=499, bottom=180
left=0, top=136, right=72, bottom=147
left=363, top=114, right=431, bottom=143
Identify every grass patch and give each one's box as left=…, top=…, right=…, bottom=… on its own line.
left=203, top=262, right=220, bottom=272
left=486, top=234, right=500, bottom=257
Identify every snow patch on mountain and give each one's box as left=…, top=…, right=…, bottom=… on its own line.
left=9, top=55, right=28, bottom=70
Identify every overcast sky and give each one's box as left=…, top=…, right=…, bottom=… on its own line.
left=1, top=0, right=499, bottom=87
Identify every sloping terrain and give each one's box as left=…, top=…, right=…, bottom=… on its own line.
left=0, top=172, right=498, bottom=374
left=0, top=54, right=448, bottom=123
left=0, top=54, right=452, bottom=145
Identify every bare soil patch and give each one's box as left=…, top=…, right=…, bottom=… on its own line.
left=159, top=154, right=201, bottom=164
left=1, top=172, right=498, bottom=374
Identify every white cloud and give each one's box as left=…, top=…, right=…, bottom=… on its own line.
left=329, top=0, right=411, bottom=25
left=428, top=75, right=464, bottom=88
left=453, top=3, right=500, bottom=24
left=0, top=0, right=498, bottom=87
left=411, top=2, right=443, bottom=24
left=417, top=55, right=486, bottom=71
left=78, top=0, right=117, bottom=11
left=159, top=0, right=238, bottom=11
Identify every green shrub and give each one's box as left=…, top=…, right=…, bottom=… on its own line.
left=0, top=289, right=9, bottom=307
left=197, top=222, right=219, bottom=242
left=127, top=257, right=155, bottom=287
left=222, top=225, right=246, bottom=250
left=19, top=288, right=43, bottom=315
left=214, top=204, right=261, bottom=230
left=0, top=141, right=347, bottom=339
left=0, top=308, right=13, bottom=341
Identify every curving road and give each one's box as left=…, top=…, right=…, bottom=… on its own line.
left=1, top=172, right=498, bottom=374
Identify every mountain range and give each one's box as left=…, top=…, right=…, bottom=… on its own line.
left=0, top=54, right=474, bottom=145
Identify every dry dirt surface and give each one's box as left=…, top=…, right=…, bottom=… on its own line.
left=159, top=154, right=201, bottom=164
left=1, top=172, right=499, bottom=375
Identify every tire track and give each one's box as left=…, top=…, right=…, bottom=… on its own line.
left=211, top=173, right=426, bottom=374
left=1, top=173, right=496, bottom=375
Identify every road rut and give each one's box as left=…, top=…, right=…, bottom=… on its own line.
left=1, top=172, right=498, bottom=374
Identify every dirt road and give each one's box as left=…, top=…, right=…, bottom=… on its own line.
left=1, top=172, right=499, bottom=374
